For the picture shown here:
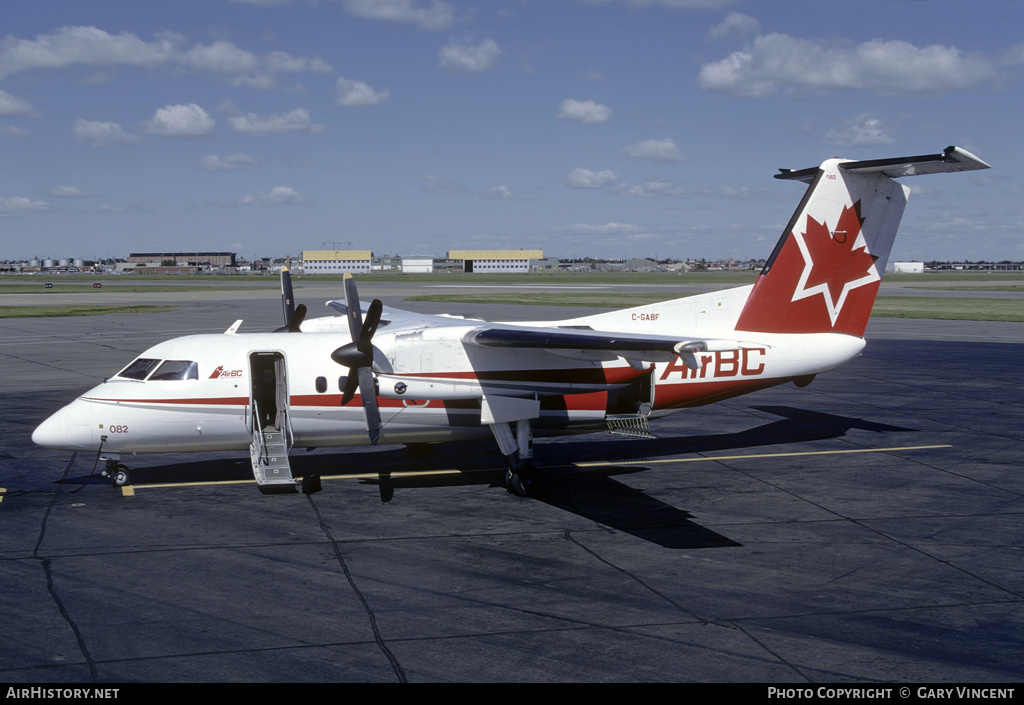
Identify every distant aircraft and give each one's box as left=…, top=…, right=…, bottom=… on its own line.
left=32, top=146, right=990, bottom=496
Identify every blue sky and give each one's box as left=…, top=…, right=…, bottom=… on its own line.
left=1, top=0, right=1021, bottom=263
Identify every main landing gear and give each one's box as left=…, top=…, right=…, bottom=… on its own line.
left=490, top=418, right=543, bottom=498
left=99, top=457, right=131, bottom=487
left=504, top=461, right=542, bottom=498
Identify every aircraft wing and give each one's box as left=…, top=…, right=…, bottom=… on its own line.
left=328, top=300, right=762, bottom=367
left=325, top=300, right=476, bottom=330
left=463, top=323, right=749, bottom=365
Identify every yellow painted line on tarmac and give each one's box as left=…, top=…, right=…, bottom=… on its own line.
left=0, top=487, right=5, bottom=504
left=107, top=445, right=954, bottom=495
left=573, top=444, right=953, bottom=468
left=117, top=468, right=478, bottom=495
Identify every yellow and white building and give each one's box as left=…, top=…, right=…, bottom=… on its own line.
left=301, top=250, right=372, bottom=274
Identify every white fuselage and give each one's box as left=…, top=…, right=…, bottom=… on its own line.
left=31, top=288, right=866, bottom=457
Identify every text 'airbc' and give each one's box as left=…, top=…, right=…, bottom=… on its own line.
left=660, top=348, right=766, bottom=380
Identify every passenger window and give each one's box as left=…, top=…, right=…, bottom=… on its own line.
left=315, top=376, right=327, bottom=393
left=150, top=360, right=199, bottom=381
left=116, top=358, right=160, bottom=380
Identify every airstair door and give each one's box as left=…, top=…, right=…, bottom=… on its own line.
left=249, top=351, right=295, bottom=493
left=605, top=368, right=656, bottom=438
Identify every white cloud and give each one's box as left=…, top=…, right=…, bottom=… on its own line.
left=439, top=39, right=501, bottom=74
left=179, top=41, right=260, bottom=75
left=336, top=77, right=389, bottom=106
left=823, top=114, right=896, bottom=146
left=0, top=89, right=35, bottom=116
left=621, top=138, right=686, bottom=163
left=422, top=175, right=470, bottom=196
left=72, top=119, right=142, bottom=146
left=558, top=99, right=612, bottom=124
left=564, top=222, right=641, bottom=235
left=698, top=184, right=779, bottom=200
left=0, top=26, right=179, bottom=80
left=51, top=186, right=88, bottom=198
left=142, top=103, right=215, bottom=138
left=0, top=26, right=333, bottom=89
left=0, top=125, right=30, bottom=138
left=482, top=185, right=514, bottom=200
left=198, top=153, right=261, bottom=171
left=340, top=0, right=456, bottom=31
left=222, top=100, right=324, bottom=135
left=707, top=12, right=760, bottom=40
left=239, top=186, right=305, bottom=206
left=699, top=33, right=998, bottom=97
left=574, top=0, right=732, bottom=7
left=265, top=51, right=333, bottom=75
left=567, top=168, right=619, bottom=189
left=0, top=196, right=50, bottom=215
left=610, top=178, right=686, bottom=198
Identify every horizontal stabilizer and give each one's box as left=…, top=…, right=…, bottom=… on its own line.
left=776, top=146, right=990, bottom=183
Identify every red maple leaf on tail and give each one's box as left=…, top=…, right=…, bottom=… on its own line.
left=796, top=202, right=879, bottom=319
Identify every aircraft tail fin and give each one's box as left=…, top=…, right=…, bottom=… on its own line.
left=735, top=146, right=989, bottom=337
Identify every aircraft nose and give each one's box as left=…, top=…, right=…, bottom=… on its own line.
left=32, top=401, right=96, bottom=450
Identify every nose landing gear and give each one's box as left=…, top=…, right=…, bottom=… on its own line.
left=100, top=457, right=131, bottom=487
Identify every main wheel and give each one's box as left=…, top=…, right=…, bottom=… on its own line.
left=505, top=465, right=542, bottom=498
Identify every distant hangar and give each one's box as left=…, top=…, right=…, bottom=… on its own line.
left=300, top=249, right=548, bottom=274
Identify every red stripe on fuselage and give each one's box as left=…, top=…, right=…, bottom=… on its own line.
left=654, top=376, right=787, bottom=410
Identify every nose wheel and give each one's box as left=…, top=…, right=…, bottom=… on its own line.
left=102, top=458, right=131, bottom=487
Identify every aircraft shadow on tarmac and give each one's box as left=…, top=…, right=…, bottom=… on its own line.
left=61, top=406, right=916, bottom=550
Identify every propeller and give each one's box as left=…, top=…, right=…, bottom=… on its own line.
left=275, top=260, right=306, bottom=333
left=331, top=273, right=383, bottom=446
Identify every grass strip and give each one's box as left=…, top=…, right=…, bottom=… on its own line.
left=0, top=305, right=176, bottom=318
left=0, top=284, right=275, bottom=294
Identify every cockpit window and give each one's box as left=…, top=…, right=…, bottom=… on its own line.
left=150, top=360, right=199, bottom=381
left=116, top=358, right=160, bottom=380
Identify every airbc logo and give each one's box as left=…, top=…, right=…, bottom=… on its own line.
left=209, top=365, right=243, bottom=379
left=660, top=348, right=766, bottom=381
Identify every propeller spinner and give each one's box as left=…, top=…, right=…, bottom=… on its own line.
left=331, top=273, right=384, bottom=446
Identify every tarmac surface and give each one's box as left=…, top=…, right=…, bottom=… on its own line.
left=1, top=281, right=1022, bottom=683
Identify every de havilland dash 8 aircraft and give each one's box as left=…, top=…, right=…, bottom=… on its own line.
left=33, top=146, right=989, bottom=496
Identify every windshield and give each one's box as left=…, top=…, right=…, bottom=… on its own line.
left=116, top=358, right=160, bottom=380
left=149, top=360, right=199, bottom=381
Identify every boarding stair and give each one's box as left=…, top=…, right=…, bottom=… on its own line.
left=250, top=400, right=297, bottom=493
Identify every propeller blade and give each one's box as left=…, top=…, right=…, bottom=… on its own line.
left=359, top=299, right=383, bottom=353
left=340, top=373, right=358, bottom=406
left=357, top=366, right=381, bottom=445
left=287, top=303, right=306, bottom=333
left=343, top=273, right=363, bottom=342
left=280, top=261, right=295, bottom=325
left=336, top=273, right=382, bottom=445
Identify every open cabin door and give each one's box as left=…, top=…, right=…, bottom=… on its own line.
left=605, top=367, right=655, bottom=438
left=248, top=351, right=296, bottom=493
